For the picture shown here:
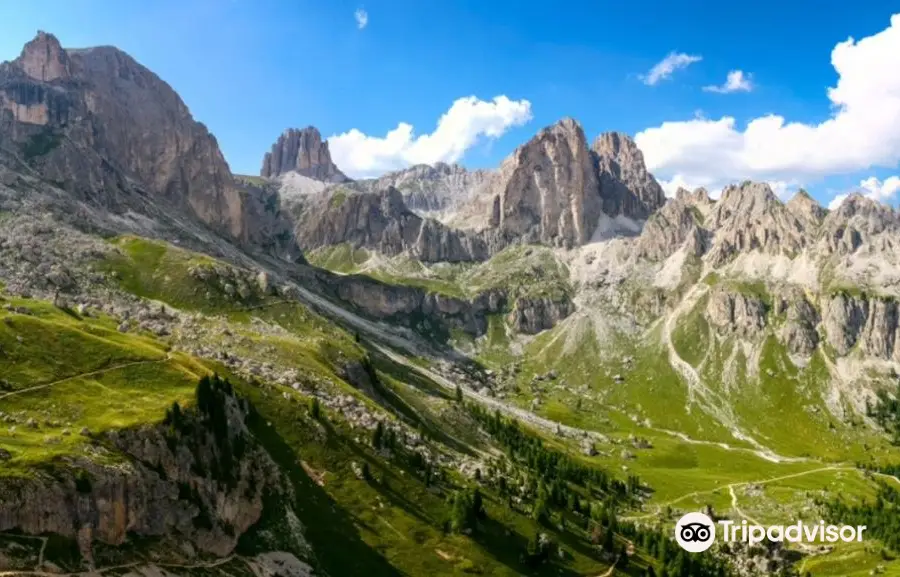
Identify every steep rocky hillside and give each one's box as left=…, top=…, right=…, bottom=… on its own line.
left=0, top=31, right=298, bottom=261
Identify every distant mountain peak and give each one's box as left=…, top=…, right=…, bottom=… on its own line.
left=260, top=126, right=349, bottom=182
left=787, top=188, right=826, bottom=225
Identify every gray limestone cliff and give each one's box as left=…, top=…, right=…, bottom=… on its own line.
left=0, top=31, right=299, bottom=260
left=290, top=187, right=488, bottom=263
left=706, top=288, right=768, bottom=338
left=0, top=380, right=286, bottom=566
left=261, top=127, right=349, bottom=182
left=507, top=297, right=576, bottom=334
left=636, top=196, right=708, bottom=261
left=776, top=290, right=821, bottom=357
left=350, top=162, right=492, bottom=217
left=592, top=132, right=667, bottom=220
left=706, top=182, right=808, bottom=266
left=487, top=118, right=601, bottom=248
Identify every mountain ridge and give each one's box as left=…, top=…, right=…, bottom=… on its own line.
left=4, top=29, right=900, bottom=577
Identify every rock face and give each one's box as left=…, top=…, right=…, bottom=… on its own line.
left=261, top=127, right=349, bottom=182
left=706, top=182, right=807, bottom=266
left=0, top=32, right=298, bottom=260
left=488, top=118, right=601, bottom=248
left=818, top=193, right=900, bottom=255
left=15, top=31, right=71, bottom=82
left=823, top=294, right=869, bottom=356
left=706, top=288, right=768, bottom=338
left=786, top=189, right=826, bottom=228
left=306, top=267, right=507, bottom=336
left=0, top=383, right=285, bottom=562
left=636, top=196, right=707, bottom=261
left=291, top=187, right=488, bottom=262
left=350, top=162, right=492, bottom=217
left=592, top=132, right=667, bottom=220
left=822, top=292, right=900, bottom=360
left=507, top=296, right=575, bottom=334
left=778, top=291, right=820, bottom=356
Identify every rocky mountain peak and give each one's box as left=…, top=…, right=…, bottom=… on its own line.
left=711, top=181, right=781, bottom=223
left=15, top=31, right=71, bottom=82
left=706, top=181, right=807, bottom=265
left=592, top=131, right=641, bottom=159
left=0, top=32, right=299, bottom=260
left=591, top=131, right=666, bottom=219
left=819, top=193, right=900, bottom=254
left=552, top=116, right=583, bottom=134
left=829, top=193, right=894, bottom=221
left=492, top=117, right=601, bottom=247
left=260, top=126, right=349, bottom=182
left=676, top=187, right=713, bottom=207
left=786, top=188, right=826, bottom=225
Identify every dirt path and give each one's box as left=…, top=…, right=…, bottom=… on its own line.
left=0, top=554, right=241, bottom=577
left=0, top=356, right=170, bottom=401
left=622, top=465, right=853, bottom=522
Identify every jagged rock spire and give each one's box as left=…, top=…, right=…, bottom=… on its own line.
left=260, top=127, right=349, bottom=182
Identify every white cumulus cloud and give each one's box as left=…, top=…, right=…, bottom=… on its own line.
left=328, top=96, right=533, bottom=178
left=641, top=52, right=703, bottom=86
left=635, top=13, right=900, bottom=205
left=354, top=8, right=368, bottom=29
left=703, top=70, right=753, bottom=94
left=829, top=175, right=900, bottom=209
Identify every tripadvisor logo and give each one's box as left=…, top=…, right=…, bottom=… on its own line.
left=675, top=512, right=717, bottom=552
left=674, top=512, right=866, bottom=553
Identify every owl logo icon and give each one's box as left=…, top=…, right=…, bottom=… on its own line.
left=675, top=512, right=716, bottom=552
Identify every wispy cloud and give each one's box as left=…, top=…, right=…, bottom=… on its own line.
left=703, top=70, right=754, bottom=94
left=641, top=52, right=702, bottom=86
left=354, top=8, right=368, bottom=30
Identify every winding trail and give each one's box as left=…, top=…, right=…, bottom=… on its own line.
left=0, top=553, right=242, bottom=577
left=0, top=357, right=170, bottom=401
left=659, top=284, right=804, bottom=463
left=621, top=465, right=897, bottom=526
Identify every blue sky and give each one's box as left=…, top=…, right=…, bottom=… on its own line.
left=2, top=0, right=899, bottom=207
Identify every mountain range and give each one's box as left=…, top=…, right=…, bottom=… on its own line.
left=1, top=31, right=900, bottom=577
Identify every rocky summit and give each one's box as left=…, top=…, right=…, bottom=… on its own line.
left=0, top=32, right=299, bottom=261
left=4, top=28, right=900, bottom=577
left=261, top=126, right=349, bottom=182
left=278, top=117, right=669, bottom=262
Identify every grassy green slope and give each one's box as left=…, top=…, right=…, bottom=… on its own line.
left=237, top=381, right=617, bottom=577
left=2, top=235, right=622, bottom=576
left=0, top=295, right=204, bottom=476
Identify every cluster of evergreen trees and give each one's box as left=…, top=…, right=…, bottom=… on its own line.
left=820, top=479, right=900, bottom=551
left=867, top=380, right=900, bottom=444
left=370, top=420, right=438, bottom=484
left=466, top=403, right=742, bottom=576
left=618, top=522, right=733, bottom=577
left=446, top=487, right=487, bottom=533
left=467, top=404, right=641, bottom=502
left=164, top=373, right=247, bottom=487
